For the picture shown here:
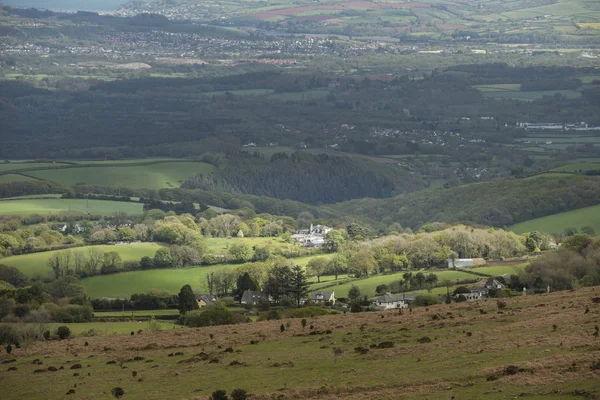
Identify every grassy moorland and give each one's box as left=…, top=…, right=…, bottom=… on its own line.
left=1, top=287, right=598, bottom=399
left=510, top=204, right=600, bottom=235
left=1, top=243, right=164, bottom=278
left=0, top=198, right=144, bottom=216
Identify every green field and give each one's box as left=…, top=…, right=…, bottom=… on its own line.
left=470, top=264, right=528, bottom=277
left=0, top=162, right=70, bottom=172
left=81, top=251, right=332, bottom=298
left=205, top=237, right=301, bottom=255
left=510, top=204, right=600, bottom=235
left=25, top=161, right=215, bottom=190
left=82, top=263, right=238, bottom=298
left=0, top=174, right=37, bottom=183
left=308, top=270, right=478, bottom=298
left=1, top=243, right=164, bottom=278
left=0, top=198, right=144, bottom=216
left=550, top=162, right=600, bottom=173
left=93, top=309, right=179, bottom=318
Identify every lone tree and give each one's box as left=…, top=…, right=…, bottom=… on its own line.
left=348, top=285, right=361, bottom=302
left=289, top=265, right=310, bottom=307
left=178, top=284, right=199, bottom=315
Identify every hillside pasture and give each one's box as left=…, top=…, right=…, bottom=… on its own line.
left=24, top=161, right=215, bottom=189
left=0, top=198, right=144, bottom=216
left=1, top=243, right=164, bottom=278
left=82, top=252, right=333, bottom=299
left=510, top=204, right=600, bottom=235
left=0, top=174, right=37, bottom=183
left=309, top=269, right=477, bottom=298
left=2, top=287, right=598, bottom=399
left=205, top=237, right=303, bottom=255
left=469, top=263, right=528, bottom=277
left=82, top=263, right=238, bottom=299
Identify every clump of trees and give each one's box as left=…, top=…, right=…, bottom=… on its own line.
left=513, top=234, right=600, bottom=292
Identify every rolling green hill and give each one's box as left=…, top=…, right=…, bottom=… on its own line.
left=327, top=175, right=600, bottom=230
left=0, top=198, right=144, bottom=217
left=510, top=204, right=600, bottom=235
left=14, top=161, right=216, bottom=190
left=1, top=243, right=164, bottom=278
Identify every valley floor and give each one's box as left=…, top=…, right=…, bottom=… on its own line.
left=1, top=287, right=599, bottom=399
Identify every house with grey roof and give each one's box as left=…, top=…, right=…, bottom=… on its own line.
left=240, top=290, right=266, bottom=305
left=372, top=293, right=409, bottom=309
left=311, top=291, right=336, bottom=305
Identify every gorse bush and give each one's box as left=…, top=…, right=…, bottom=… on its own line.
left=57, top=326, right=71, bottom=340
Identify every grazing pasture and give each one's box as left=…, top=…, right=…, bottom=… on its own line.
left=510, top=204, right=600, bottom=235
left=1, top=243, right=164, bottom=278
left=82, top=264, right=239, bottom=299
left=25, top=161, right=215, bottom=189
left=2, top=287, right=598, bottom=399
left=469, top=263, right=528, bottom=277
left=0, top=198, right=144, bottom=216
left=82, top=252, right=332, bottom=299
left=308, top=269, right=477, bottom=298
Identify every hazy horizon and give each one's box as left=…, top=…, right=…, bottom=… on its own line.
left=0, top=0, right=128, bottom=11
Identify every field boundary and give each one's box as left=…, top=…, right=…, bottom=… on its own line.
left=0, top=159, right=212, bottom=177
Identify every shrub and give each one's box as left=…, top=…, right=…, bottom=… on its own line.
left=231, top=388, right=248, bottom=400
left=185, top=307, right=245, bottom=327
left=350, top=303, right=362, bottom=313
left=57, top=326, right=71, bottom=340
left=413, top=294, right=439, bottom=307
left=210, top=389, right=228, bottom=400
left=280, top=324, right=285, bottom=333
left=111, top=387, right=125, bottom=398
left=284, top=307, right=330, bottom=319
left=301, top=318, right=307, bottom=329
left=0, top=325, right=19, bottom=345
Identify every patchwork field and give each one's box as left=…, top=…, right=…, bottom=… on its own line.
left=1, top=243, right=164, bottom=279
left=81, top=263, right=239, bottom=299
left=510, top=204, right=600, bottom=235
left=308, top=269, right=478, bottom=298
left=1, top=286, right=598, bottom=399
left=23, top=161, right=215, bottom=190
left=0, top=198, right=144, bottom=217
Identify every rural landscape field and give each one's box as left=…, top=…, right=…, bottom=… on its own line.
left=1, top=0, right=600, bottom=398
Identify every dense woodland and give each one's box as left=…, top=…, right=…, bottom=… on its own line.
left=2, top=66, right=600, bottom=160
left=182, top=151, right=424, bottom=204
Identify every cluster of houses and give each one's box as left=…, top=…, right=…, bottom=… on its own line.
left=291, top=224, right=332, bottom=248
left=194, top=276, right=510, bottom=311
left=195, top=290, right=337, bottom=307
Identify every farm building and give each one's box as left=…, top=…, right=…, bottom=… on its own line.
left=292, top=224, right=332, bottom=248
left=372, top=293, right=409, bottom=309
left=447, top=258, right=486, bottom=268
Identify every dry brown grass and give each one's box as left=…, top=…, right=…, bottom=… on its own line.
left=2, top=286, right=600, bottom=399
